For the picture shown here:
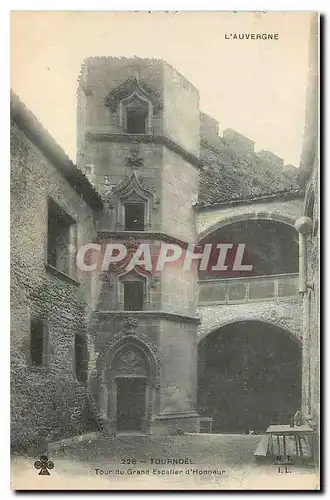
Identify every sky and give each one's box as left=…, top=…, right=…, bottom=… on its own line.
left=11, top=11, right=313, bottom=166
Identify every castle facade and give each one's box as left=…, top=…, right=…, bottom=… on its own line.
left=10, top=53, right=318, bottom=448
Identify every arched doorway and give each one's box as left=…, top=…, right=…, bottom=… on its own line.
left=104, top=339, right=156, bottom=433
left=197, top=321, right=301, bottom=433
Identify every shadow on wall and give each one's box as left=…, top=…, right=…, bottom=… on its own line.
left=198, top=220, right=298, bottom=280
left=11, top=364, right=99, bottom=454
left=197, top=320, right=302, bottom=433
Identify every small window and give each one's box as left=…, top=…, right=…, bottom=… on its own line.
left=306, top=191, right=316, bottom=238
left=47, top=199, right=76, bottom=276
left=120, top=92, right=151, bottom=134
left=30, top=319, right=44, bottom=367
left=306, top=191, right=315, bottom=222
left=124, top=281, right=144, bottom=311
left=126, top=108, right=148, bottom=134
left=75, top=334, right=87, bottom=384
left=125, top=203, right=144, bottom=231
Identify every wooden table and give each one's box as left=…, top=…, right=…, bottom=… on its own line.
left=266, top=424, right=315, bottom=462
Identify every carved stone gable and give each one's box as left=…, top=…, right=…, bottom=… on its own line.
left=112, top=171, right=154, bottom=200
left=105, top=76, right=163, bottom=114
left=99, top=332, right=162, bottom=387
left=115, top=348, right=148, bottom=376
left=104, top=172, right=159, bottom=229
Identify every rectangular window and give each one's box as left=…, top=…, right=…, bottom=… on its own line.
left=30, top=319, right=44, bottom=367
left=126, top=109, right=147, bottom=134
left=75, top=334, right=87, bottom=384
left=47, top=199, right=76, bottom=276
left=124, top=281, right=144, bottom=311
left=124, top=203, right=145, bottom=231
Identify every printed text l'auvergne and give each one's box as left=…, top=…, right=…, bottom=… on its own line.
left=224, top=33, right=279, bottom=40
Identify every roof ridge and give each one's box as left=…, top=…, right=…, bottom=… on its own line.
left=10, top=90, right=103, bottom=211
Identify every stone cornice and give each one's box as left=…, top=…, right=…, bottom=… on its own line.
left=86, top=132, right=201, bottom=168
left=93, top=310, right=200, bottom=325
left=96, top=231, right=192, bottom=248
left=195, top=189, right=304, bottom=211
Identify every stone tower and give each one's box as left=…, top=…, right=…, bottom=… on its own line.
left=76, top=57, right=201, bottom=434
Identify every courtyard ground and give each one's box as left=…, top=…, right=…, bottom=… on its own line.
left=11, top=433, right=319, bottom=491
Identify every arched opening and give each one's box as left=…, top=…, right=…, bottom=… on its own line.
left=197, top=321, right=301, bottom=433
left=198, top=219, right=298, bottom=279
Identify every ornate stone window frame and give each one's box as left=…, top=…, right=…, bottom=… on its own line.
left=119, top=91, right=153, bottom=135
left=108, top=172, right=158, bottom=230
left=116, top=268, right=151, bottom=311
left=105, top=76, right=163, bottom=134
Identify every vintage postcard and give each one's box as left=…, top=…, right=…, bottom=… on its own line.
left=10, top=11, right=320, bottom=490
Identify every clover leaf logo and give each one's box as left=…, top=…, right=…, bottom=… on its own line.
left=34, top=455, right=54, bottom=475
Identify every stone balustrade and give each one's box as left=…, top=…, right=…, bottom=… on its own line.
left=198, top=273, right=299, bottom=305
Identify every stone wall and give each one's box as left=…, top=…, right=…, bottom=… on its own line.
left=301, top=157, right=319, bottom=427
left=162, top=62, right=200, bottom=156
left=158, top=319, right=198, bottom=416
left=11, top=119, right=98, bottom=449
left=161, top=148, right=198, bottom=242
left=161, top=262, right=197, bottom=316
left=296, top=13, right=319, bottom=460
